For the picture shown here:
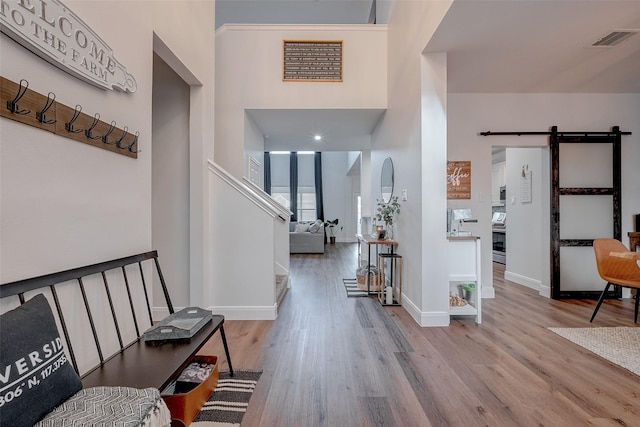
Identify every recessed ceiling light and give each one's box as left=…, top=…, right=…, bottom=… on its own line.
left=314, top=135, right=322, bottom=141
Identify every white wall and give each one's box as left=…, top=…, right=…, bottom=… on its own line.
left=215, top=24, right=387, bottom=178
left=209, top=165, right=277, bottom=320
left=504, top=147, right=548, bottom=293
left=370, top=1, right=453, bottom=326
left=322, top=152, right=353, bottom=242
left=448, top=93, right=640, bottom=298
left=0, top=0, right=215, bottom=369
left=1, top=0, right=215, bottom=303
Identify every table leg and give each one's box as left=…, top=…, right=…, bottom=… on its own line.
left=219, top=325, right=234, bottom=377
left=367, top=244, right=371, bottom=293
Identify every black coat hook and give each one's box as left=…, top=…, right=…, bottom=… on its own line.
left=85, top=113, right=101, bottom=140
left=125, top=131, right=140, bottom=153
left=65, top=105, right=83, bottom=133
left=102, top=120, right=117, bottom=144
left=115, top=126, right=129, bottom=148
left=36, top=92, right=56, bottom=124
left=6, top=79, right=30, bottom=115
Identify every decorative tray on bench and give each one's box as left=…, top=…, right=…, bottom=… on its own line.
left=144, top=307, right=213, bottom=343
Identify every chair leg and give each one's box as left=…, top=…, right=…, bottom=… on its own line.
left=590, top=283, right=611, bottom=323
left=634, top=291, right=639, bottom=324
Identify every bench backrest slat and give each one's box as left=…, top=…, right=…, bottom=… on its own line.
left=121, top=265, right=140, bottom=337
left=102, top=271, right=124, bottom=350
left=78, top=276, right=104, bottom=365
left=50, top=284, right=79, bottom=373
left=138, top=261, right=154, bottom=323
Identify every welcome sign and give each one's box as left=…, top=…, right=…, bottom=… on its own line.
left=0, top=0, right=136, bottom=92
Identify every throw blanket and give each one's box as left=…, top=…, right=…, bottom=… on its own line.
left=35, top=386, right=171, bottom=427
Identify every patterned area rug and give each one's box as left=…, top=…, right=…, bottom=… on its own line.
left=192, top=370, right=262, bottom=427
left=549, top=327, right=640, bottom=376
left=343, top=278, right=368, bottom=297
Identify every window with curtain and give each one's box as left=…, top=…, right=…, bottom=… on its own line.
left=297, top=187, right=316, bottom=221
left=296, top=152, right=316, bottom=221
left=269, top=152, right=291, bottom=211
left=266, top=151, right=321, bottom=222
left=271, top=186, right=291, bottom=210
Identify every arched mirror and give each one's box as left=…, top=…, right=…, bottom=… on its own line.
left=381, top=157, right=394, bottom=203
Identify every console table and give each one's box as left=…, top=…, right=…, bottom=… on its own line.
left=357, top=234, right=398, bottom=295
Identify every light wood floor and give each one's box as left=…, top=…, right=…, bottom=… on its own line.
left=200, top=243, right=639, bottom=426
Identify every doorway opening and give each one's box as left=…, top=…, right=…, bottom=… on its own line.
left=152, top=54, right=191, bottom=308
left=490, top=145, right=550, bottom=297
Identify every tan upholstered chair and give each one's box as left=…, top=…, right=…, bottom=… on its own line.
left=591, top=238, right=640, bottom=323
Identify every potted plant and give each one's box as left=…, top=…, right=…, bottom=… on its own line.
left=375, top=196, right=401, bottom=239
left=324, top=219, right=341, bottom=244
left=458, top=283, right=476, bottom=301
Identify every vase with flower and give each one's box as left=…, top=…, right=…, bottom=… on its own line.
left=375, top=196, right=401, bottom=240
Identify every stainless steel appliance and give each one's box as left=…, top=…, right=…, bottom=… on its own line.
left=492, top=212, right=506, bottom=264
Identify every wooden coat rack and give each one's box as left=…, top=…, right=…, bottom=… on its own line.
left=1, top=76, right=138, bottom=159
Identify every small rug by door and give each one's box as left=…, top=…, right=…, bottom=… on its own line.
left=343, top=278, right=368, bottom=297
left=548, top=327, right=640, bottom=376
left=191, top=370, right=262, bottom=427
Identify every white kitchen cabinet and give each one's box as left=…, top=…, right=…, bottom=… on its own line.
left=492, top=161, right=506, bottom=204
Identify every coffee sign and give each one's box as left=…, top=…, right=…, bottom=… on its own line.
left=447, top=161, right=471, bottom=199
left=0, top=0, right=137, bottom=92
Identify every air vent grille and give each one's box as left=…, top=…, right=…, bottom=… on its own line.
left=591, top=30, right=638, bottom=47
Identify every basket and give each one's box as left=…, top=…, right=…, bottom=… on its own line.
left=356, top=265, right=382, bottom=291
left=161, top=355, right=219, bottom=426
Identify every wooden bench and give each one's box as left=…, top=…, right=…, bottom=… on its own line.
left=0, top=250, right=233, bottom=401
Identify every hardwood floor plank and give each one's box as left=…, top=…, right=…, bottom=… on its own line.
left=359, top=396, right=399, bottom=427
left=199, top=244, right=639, bottom=426
left=394, top=351, right=454, bottom=426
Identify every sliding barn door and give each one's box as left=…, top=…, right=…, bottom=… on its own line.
left=550, top=126, right=626, bottom=299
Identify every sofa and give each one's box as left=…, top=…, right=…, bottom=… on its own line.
left=290, top=220, right=325, bottom=254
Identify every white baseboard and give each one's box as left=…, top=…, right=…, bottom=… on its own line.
left=210, top=304, right=277, bottom=320
left=539, top=284, right=551, bottom=298
left=401, top=294, right=450, bottom=327
left=505, top=270, right=542, bottom=292
left=482, top=285, right=495, bottom=299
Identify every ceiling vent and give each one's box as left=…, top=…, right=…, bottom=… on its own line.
left=591, top=30, right=638, bottom=47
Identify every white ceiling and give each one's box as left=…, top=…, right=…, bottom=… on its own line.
left=217, top=1, right=640, bottom=151
left=247, top=109, right=386, bottom=152
left=427, top=1, right=640, bottom=93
